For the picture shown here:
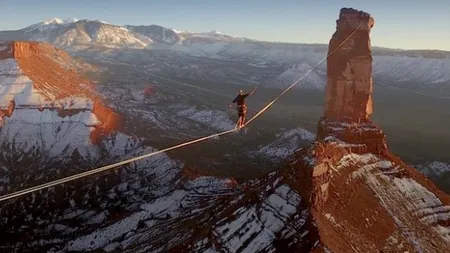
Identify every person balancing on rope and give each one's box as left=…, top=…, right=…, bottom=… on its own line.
left=229, top=86, right=257, bottom=129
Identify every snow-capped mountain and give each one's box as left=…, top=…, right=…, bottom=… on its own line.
left=0, top=18, right=152, bottom=49
left=125, top=25, right=181, bottom=45
left=2, top=18, right=450, bottom=90
left=25, top=18, right=82, bottom=32
left=0, top=18, right=242, bottom=50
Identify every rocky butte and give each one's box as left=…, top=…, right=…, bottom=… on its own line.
left=0, top=40, right=121, bottom=143
left=288, top=8, right=450, bottom=252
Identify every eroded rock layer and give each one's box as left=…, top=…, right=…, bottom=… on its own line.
left=0, top=40, right=121, bottom=143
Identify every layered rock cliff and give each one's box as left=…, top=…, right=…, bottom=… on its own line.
left=0, top=41, right=135, bottom=201
left=0, top=41, right=120, bottom=143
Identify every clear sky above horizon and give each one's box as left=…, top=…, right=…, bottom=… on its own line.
left=1, top=0, right=449, bottom=50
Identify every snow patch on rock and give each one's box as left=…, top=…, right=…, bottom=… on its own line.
left=176, top=106, right=235, bottom=131
left=348, top=154, right=450, bottom=246
left=254, top=128, right=315, bottom=159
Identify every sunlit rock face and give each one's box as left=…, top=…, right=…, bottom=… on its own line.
left=291, top=8, right=450, bottom=252
left=324, top=8, right=375, bottom=123
left=0, top=40, right=121, bottom=144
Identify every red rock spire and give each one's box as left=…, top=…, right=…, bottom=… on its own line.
left=324, top=8, right=375, bottom=123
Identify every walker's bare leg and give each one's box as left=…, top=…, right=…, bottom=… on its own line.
left=241, top=116, right=246, bottom=127
left=236, top=117, right=242, bottom=129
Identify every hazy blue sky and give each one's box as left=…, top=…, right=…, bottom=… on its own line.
left=1, top=0, right=449, bottom=50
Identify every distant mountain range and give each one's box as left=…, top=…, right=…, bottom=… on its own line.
left=1, top=18, right=449, bottom=58
left=1, top=18, right=450, bottom=91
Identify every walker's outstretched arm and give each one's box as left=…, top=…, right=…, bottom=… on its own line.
left=249, top=86, right=257, bottom=96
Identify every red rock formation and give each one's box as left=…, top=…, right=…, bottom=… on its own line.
left=11, top=41, right=47, bottom=58
left=0, top=100, right=15, bottom=118
left=306, top=8, right=387, bottom=210
left=0, top=41, right=121, bottom=144
left=325, top=8, right=375, bottom=123
left=287, top=8, right=450, bottom=252
left=91, top=103, right=123, bottom=144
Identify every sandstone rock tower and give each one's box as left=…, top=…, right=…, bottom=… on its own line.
left=289, top=9, right=450, bottom=252
left=325, top=8, right=375, bottom=122
left=317, top=8, right=386, bottom=156
left=295, top=8, right=387, bottom=211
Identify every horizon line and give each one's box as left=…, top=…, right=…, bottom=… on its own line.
left=1, top=17, right=449, bottom=53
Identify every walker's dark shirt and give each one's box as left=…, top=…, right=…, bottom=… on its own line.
left=232, top=94, right=249, bottom=106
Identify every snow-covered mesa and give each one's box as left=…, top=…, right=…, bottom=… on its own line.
left=0, top=57, right=97, bottom=159
left=0, top=59, right=93, bottom=110
left=0, top=50, right=181, bottom=198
